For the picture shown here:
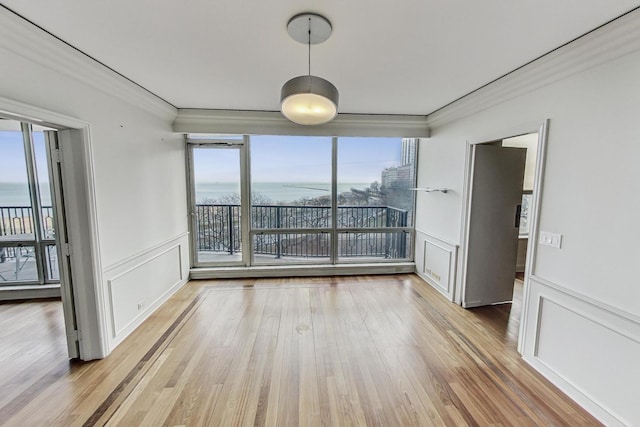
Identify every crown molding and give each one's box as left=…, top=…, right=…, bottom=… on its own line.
left=0, top=7, right=177, bottom=121
left=0, top=95, right=90, bottom=129
left=173, top=109, right=430, bottom=137
left=426, top=8, right=640, bottom=129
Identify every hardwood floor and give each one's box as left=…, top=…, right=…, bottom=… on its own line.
left=0, top=275, right=600, bottom=426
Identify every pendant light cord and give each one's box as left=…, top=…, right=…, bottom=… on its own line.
left=308, top=17, right=311, bottom=76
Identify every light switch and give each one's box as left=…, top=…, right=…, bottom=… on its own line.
left=539, top=231, right=562, bottom=248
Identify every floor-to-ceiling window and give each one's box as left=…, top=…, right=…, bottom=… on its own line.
left=336, top=137, right=415, bottom=262
left=187, top=134, right=416, bottom=267
left=0, top=119, right=59, bottom=285
left=251, top=135, right=333, bottom=265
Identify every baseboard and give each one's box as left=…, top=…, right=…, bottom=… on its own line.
left=190, top=262, right=415, bottom=280
left=0, top=284, right=61, bottom=301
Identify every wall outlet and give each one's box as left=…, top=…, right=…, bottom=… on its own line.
left=539, top=231, right=562, bottom=248
left=137, top=300, right=146, bottom=310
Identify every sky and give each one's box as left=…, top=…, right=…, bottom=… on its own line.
left=2, top=131, right=405, bottom=185
left=0, top=130, right=49, bottom=183
left=193, top=135, right=404, bottom=183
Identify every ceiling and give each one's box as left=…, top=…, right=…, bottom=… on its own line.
left=2, top=1, right=639, bottom=115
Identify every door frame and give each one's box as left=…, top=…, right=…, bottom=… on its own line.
left=186, top=138, right=250, bottom=267
left=0, top=95, right=107, bottom=360
left=457, top=119, right=549, bottom=354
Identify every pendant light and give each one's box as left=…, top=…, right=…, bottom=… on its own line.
left=281, top=13, right=339, bottom=125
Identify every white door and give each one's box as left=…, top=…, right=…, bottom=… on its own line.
left=45, top=130, right=79, bottom=358
left=463, top=144, right=526, bottom=308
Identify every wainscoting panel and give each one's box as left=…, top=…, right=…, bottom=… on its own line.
left=522, top=276, right=640, bottom=426
left=414, top=230, right=458, bottom=300
left=103, top=233, right=189, bottom=349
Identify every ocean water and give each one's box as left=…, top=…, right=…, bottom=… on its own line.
left=0, top=182, right=52, bottom=207
left=0, top=182, right=371, bottom=206
left=196, top=182, right=371, bottom=203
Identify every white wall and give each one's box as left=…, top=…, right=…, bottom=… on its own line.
left=415, top=14, right=640, bottom=425
left=502, top=133, right=538, bottom=191
left=0, top=9, right=189, bottom=356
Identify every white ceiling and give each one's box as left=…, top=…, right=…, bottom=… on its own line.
left=2, top=1, right=639, bottom=115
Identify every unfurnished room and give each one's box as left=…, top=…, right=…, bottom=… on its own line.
left=1, top=2, right=639, bottom=426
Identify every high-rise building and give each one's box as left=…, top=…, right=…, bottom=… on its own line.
left=382, top=139, right=417, bottom=188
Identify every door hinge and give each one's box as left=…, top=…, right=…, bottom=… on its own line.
left=52, top=148, right=62, bottom=164
left=71, top=329, right=81, bottom=342
left=61, top=243, right=72, bottom=256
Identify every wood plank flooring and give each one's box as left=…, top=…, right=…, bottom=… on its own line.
left=0, top=275, right=601, bottom=426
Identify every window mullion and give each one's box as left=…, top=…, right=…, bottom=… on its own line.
left=330, top=136, right=338, bottom=264
left=21, top=123, right=46, bottom=284
left=241, top=135, right=252, bottom=266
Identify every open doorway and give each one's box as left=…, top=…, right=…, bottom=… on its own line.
left=459, top=122, right=547, bottom=352
left=0, top=97, right=105, bottom=361
left=0, top=118, right=79, bottom=358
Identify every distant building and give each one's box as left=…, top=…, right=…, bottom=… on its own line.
left=401, top=138, right=416, bottom=166
left=381, top=138, right=417, bottom=188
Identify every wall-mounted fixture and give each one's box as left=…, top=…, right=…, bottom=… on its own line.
left=411, top=187, right=449, bottom=194
left=281, top=13, right=339, bottom=126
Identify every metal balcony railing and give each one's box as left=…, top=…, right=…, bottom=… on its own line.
left=0, top=206, right=55, bottom=260
left=195, top=204, right=409, bottom=259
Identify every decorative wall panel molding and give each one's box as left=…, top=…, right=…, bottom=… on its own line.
left=103, top=233, right=189, bottom=348
left=522, top=275, right=640, bottom=426
left=414, top=230, right=458, bottom=300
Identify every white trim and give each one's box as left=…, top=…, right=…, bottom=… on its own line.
left=0, top=96, right=90, bottom=129
left=455, top=141, right=473, bottom=305
left=107, top=244, right=184, bottom=338
left=190, top=262, right=415, bottom=279
left=414, top=230, right=458, bottom=301
left=530, top=274, right=640, bottom=326
left=523, top=275, right=640, bottom=426
left=0, top=96, right=107, bottom=360
left=413, top=229, right=458, bottom=247
left=60, top=126, right=108, bottom=360
left=103, top=232, right=189, bottom=273
left=517, top=122, right=548, bottom=353
left=173, top=109, right=430, bottom=137
left=109, top=276, right=185, bottom=347
left=103, top=233, right=189, bottom=348
left=0, top=8, right=177, bottom=121
left=456, top=120, right=548, bottom=355
left=426, top=8, right=640, bottom=128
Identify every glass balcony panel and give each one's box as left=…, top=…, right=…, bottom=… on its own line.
left=0, top=245, right=38, bottom=283
left=44, top=244, right=60, bottom=282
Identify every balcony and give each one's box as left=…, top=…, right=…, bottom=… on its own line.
left=1, top=203, right=411, bottom=278
left=195, top=204, right=410, bottom=263
left=0, top=206, right=58, bottom=284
